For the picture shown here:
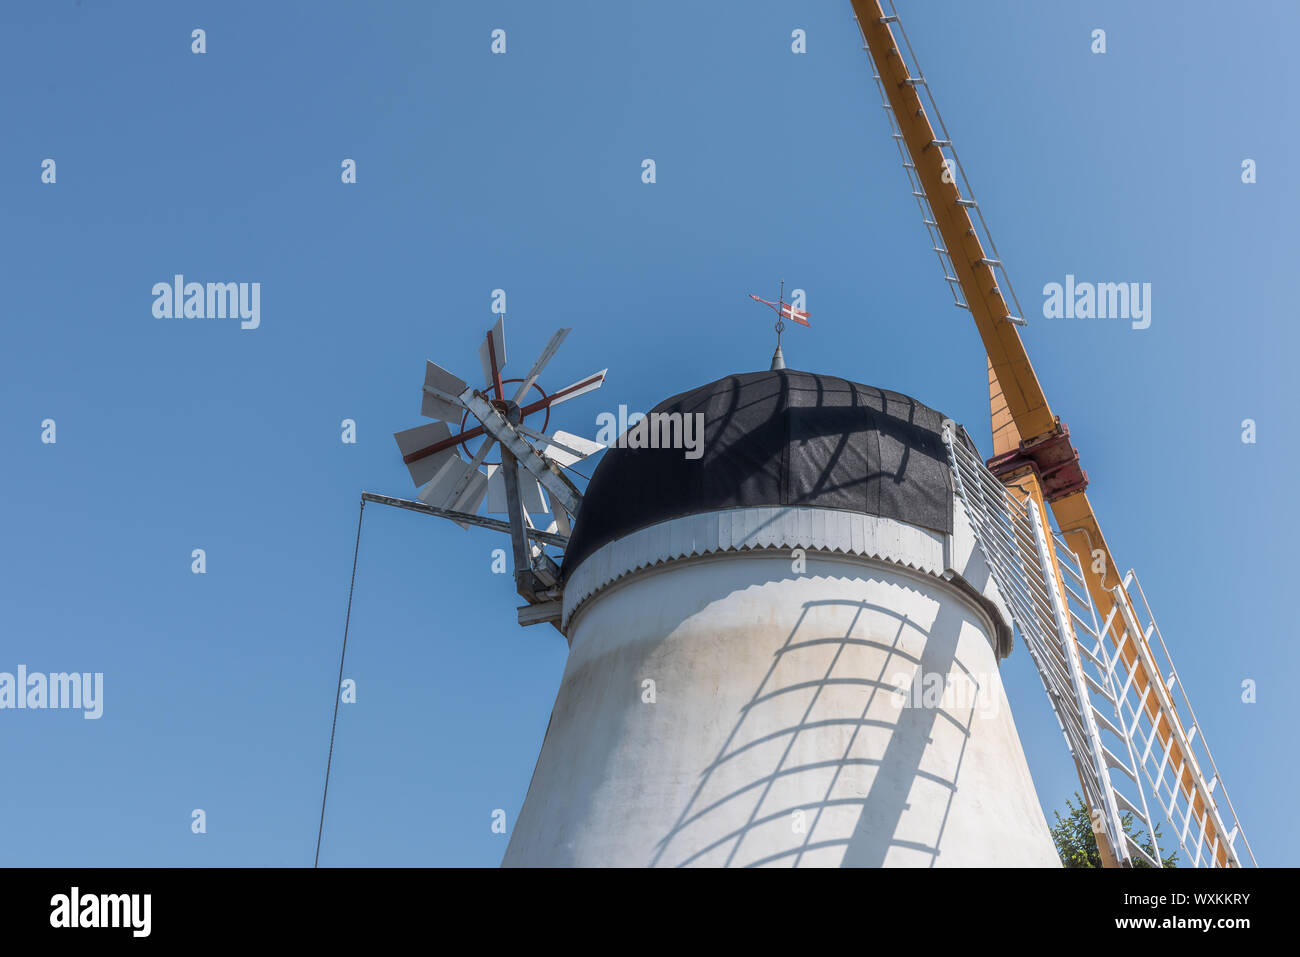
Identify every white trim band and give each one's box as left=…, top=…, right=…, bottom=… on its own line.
left=561, top=505, right=1011, bottom=652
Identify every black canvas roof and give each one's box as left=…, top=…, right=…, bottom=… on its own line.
left=561, top=369, right=962, bottom=577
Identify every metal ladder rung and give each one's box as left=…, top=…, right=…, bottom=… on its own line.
left=1151, top=736, right=1177, bottom=792
left=1125, top=834, right=1161, bottom=868
left=1075, top=632, right=1105, bottom=668
left=1063, top=567, right=1093, bottom=593
left=1101, top=744, right=1138, bottom=783
left=1158, top=790, right=1177, bottom=824
left=1136, top=698, right=1160, bottom=767
left=1082, top=670, right=1116, bottom=707
left=1191, top=839, right=1205, bottom=869
left=1092, top=708, right=1124, bottom=742
left=1068, top=611, right=1098, bottom=640
left=1180, top=795, right=1198, bottom=845
left=1113, top=788, right=1145, bottom=820
left=1098, top=605, right=1120, bottom=642
left=1115, top=656, right=1140, bottom=706
left=1086, top=638, right=1109, bottom=671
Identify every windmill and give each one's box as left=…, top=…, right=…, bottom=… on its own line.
left=321, top=3, right=1253, bottom=871
left=384, top=317, right=606, bottom=624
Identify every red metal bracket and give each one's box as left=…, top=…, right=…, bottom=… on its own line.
left=986, top=421, right=1089, bottom=502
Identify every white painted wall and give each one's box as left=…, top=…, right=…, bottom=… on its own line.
left=504, top=533, right=1060, bottom=867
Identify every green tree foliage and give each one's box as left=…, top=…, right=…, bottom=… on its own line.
left=1050, top=792, right=1178, bottom=868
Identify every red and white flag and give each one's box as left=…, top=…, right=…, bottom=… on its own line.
left=748, top=293, right=810, bottom=326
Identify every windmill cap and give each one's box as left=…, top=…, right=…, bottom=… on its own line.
left=562, top=369, right=965, bottom=578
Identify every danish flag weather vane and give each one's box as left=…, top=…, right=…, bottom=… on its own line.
left=749, top=279, right=809, bottom=370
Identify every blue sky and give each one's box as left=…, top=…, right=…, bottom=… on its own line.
left=1, top=0, right=1295, bottom=867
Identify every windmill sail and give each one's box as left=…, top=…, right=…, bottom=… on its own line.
left=943, top=426, right=1253, bottom=867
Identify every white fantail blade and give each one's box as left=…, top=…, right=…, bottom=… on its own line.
left=478, top=317, right=508, bottom=393
left=542, top=369, right=607, bottom=409
left=522, top=510, right=548, bottom=559
left=486, top=463, right=547, bottom=514
left=393, top=421, right=455, bottom=487
left=541, top=429, right=605, bottom=467
left=417, top=456, right=461, bottom=507
left=418, top=455, right=468, bottom=508
left=421, top=361, right=468, bottom=421
left=517, top=424, right=603, bottom=467
left=450, top=471, right=489, bottom=518
left=515, top=423, right=603, bottom=467
left=511, top=328, right=570, bottom=405
left=419, top=456, right=489, bottom=526
left=551, top=505, right=572, bottom=537
left=522, top=474, right=548, bottom=514
left=436, top=427, right=497, bottom=518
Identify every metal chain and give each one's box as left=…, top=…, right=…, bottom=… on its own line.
left=315, top=498, right=365, bottom=867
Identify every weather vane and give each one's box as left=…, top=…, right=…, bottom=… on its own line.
left=748, top=279, right=810, bottom=370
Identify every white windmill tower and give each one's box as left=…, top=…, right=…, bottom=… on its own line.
left=497, top=365, right=1066, bottom=867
